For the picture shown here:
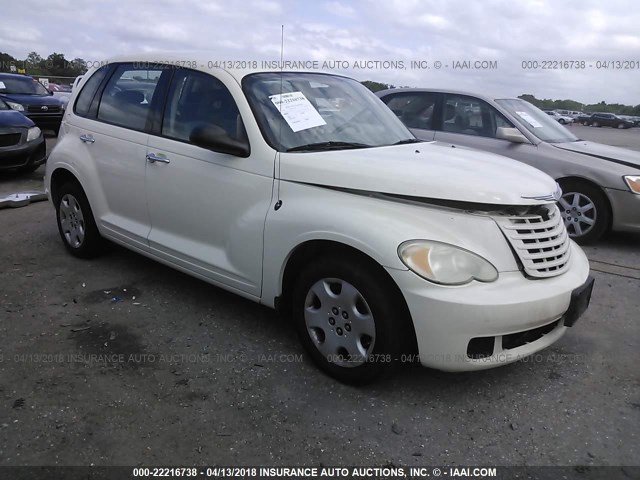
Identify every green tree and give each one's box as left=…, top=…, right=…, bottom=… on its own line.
left=361, top=80, right=395, bottom=92
left=67, top=58, right=88, bottom=76
left=0, top=51, right=19, bottom=72
left=45, top=52, right=68, bottom=76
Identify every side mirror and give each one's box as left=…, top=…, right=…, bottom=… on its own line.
left=190, top=125, right=250, bottom=158
left=49, top=91, right=54, bottom=96
left=496, top=127, right=529, bottom=144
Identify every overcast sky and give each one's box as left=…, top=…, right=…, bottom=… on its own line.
left=2, top=0, right=639, bottom=105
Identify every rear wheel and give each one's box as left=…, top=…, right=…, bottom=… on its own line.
left=55, top=182, right=103, bottom=258
left=558, top=180, right=610, bottom=244
left=292, top=255, right=408, bottom=384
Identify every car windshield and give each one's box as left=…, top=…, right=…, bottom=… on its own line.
left=496, top=98, right=578, bottom=143
left=0, top=77, right=50, bottom=96
left=242, top=72, right=414, bottom=152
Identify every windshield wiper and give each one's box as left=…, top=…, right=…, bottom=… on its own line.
left=286, top=141, right=372, bottom=152
left=392, top=138, right=423, bottom=145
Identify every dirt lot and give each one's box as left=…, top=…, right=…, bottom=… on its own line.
left=0, top=130, right=639, bottom=470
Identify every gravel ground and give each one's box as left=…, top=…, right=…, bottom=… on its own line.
left=0, top=130, right=638, bottom=470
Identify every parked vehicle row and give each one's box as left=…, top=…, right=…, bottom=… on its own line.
left=48, top=82, right=73, bottom=111
left=0, top=72, right=64, bottom=135
left=576, top=112, right=637, bottom=128
left=45, top=53, right=595, bottom=384
left=544, top=110, right=573, bottom=124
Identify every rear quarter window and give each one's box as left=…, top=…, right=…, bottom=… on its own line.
left=74, top=66, right=110, bottom=117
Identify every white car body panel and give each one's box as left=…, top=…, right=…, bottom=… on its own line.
left=278, top=142, right=558, bottom=206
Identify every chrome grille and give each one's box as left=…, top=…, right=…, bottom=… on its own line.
left=494, top=204, right=571, bottom=278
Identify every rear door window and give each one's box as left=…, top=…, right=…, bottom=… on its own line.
left=441, top=94, right=514, bottom=138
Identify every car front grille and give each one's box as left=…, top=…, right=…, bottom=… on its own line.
left=493, top=204, right=571, bottom=278
left=27, top=105, right=61, bottom=113
left=0, top=133, right=22, bottom=147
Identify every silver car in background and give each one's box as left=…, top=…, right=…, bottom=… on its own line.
left=377, top=88, right=640, bottom=243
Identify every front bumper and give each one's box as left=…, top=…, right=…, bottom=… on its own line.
left=606, top=187, right=640, bottom=233
left=387, top=241, right=591, bottom=371
left=0, top=136, right=46, bottom=170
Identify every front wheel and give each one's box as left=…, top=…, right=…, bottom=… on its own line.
left=558, top=180, right=610, bottom=244
left=292, top=255, right=409, bottom=384
left=55, top=182, right=103, bottom=258
left=617, top=123, right=625, bottom=129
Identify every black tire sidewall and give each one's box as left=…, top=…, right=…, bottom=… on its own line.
left=291, top=255, right=404, bottom=384
left=55, top=182, right=102, bottom=258
left=559, top=180, right=610, bottom=244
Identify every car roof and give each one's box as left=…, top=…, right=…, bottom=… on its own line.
left=98, top=51, right=349, bottom=83
left=375, top=87, right=514, bottom=102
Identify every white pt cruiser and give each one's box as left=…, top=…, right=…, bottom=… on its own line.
left=45, top=54, right=594, bottom=383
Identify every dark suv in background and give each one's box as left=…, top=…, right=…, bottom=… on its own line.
left=0, top=73, right=64, bottom=135
left=584, top=112, right=634, bottom=129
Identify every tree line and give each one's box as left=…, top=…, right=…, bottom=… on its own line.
left=517, top=94, right=640, bottom=116
left=0, top=51, right=88, bottom=79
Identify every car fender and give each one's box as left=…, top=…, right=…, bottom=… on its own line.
left=260, top=180, right=520, bottom=307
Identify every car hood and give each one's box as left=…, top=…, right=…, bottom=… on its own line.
left=0, top=109, right=35, bottom=128
left=0, top=93, right=63, bottom=106
left=552, top=141, right=640, bottom=170
left=279, top=142, right=558, bottom=206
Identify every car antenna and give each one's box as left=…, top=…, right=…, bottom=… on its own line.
left=274, top=24, right=284, bottom=211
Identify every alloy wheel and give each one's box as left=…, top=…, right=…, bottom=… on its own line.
left=559, top=192, right=596, bottom=238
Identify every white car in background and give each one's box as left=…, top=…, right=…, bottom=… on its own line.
left=45, top=53, right=593, bottom=383
left=545, top=110, right=573, bottom=124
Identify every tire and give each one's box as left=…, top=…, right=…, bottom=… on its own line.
left=291, top=254, right=409, bottom=384
left=592, top=122, right=600, bottom=127
left=558, top=180, right=610, bottom=244
left=55, top=182, right=103, bottom=258
left=617, top=123, right=624, bottom=129
left=559, top=119, right=566, bottom=124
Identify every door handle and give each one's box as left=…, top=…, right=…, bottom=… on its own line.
left=79, top=134, right=95, bottom=144
left=146, top=153, right=170, bottom=164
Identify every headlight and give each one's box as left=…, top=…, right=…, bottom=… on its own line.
left=6, top=101, right=24, bottom=111
left=624, top=176, right=640, bottom=194
left=398, top=240, right=498, bottom=285
left=26, top=126, right=42, bottom=142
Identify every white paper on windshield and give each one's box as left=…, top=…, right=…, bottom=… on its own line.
left=516, top=111, right=543, bottom=128
left=270, top=91, right=326, bottom=132
left=0, top=81, right=5, bottom=89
